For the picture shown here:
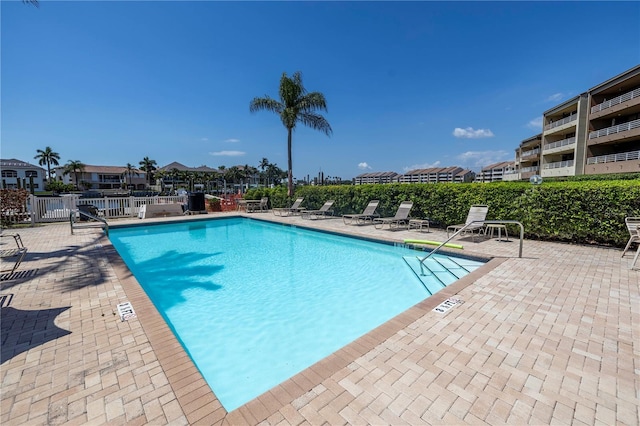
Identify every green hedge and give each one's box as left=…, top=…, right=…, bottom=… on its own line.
left=246, top=180, right=640, bottom=247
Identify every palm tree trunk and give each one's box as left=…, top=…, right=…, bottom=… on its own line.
left=287, top=127, right=293, bottom=197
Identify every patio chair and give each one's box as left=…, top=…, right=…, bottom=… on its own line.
left=373, top=201, right=413, bottom=230
left=631, top=229, right=640, bottom=270
left=447, top=205, right=489, bottom=240
left=342, top=200, right=380, bottom=225
left=247, top=197, right=269, bottom=213
left=1, top=233, right=28, bottom=276
left=272, top=197, right=305, bottom=216
left=301, top=200, right=335, bottom=220
left=621, top=217, right=640, bottom=257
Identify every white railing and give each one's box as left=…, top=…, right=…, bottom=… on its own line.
left=28, top=195, right=187, bottom=223
left=589, top=118, right=640, bottom=139
left=543, top=160, right=574, bottom=170
left=591, top=88, right=640, bottom=114
left=520, top=166, right=540, bottom=173
left=544, top=113, right=577, bottom=131
left=544, top=137, right=576, bottom=151
left=521, top=148, right=540, bottom=157
left=586, top=150, right=640, bottom=165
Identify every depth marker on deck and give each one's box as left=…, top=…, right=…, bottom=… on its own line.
left=433, top=298, right=463, bottom=314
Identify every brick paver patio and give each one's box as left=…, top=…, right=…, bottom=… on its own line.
left=1, top=212, right=638, bottom=425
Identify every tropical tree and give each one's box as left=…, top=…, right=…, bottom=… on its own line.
left=63, top=160, right=85, bottom=189
left=124, top=163, right=138, bottom=190
left=259, top=157, right=270, bottom=186
left=139, top=157, right=157, bottom=188
left=34, top=146, right=61, bottom=181
left=250, top=71, right=332, bottom=196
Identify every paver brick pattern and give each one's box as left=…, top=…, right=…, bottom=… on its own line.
left=1, top=213, right=638, bottom=425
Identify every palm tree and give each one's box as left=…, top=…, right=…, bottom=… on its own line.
left=63, top=160, right=85, bottom=189
left=124, top=163, right=138, bottom=190
left=139, top=157, right=157, bottom=188
left=259, top=157, right=270, bottom=186
left=34, top=147, right=61, bottom=181
left=250, top=71, right=332, bottom=196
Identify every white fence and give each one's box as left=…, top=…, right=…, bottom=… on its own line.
left=27, top=195, right=188, bottom=223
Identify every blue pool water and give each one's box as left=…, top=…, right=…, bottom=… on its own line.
left=109, top=218, right=483, bottom=411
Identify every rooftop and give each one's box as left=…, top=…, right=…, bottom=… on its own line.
left=1, top=214, right=638, bottom=425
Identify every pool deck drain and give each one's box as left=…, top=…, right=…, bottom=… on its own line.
left=1, top=212, right=638, bottom=425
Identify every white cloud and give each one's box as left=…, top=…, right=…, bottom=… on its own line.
left=225, top=138, right=240, bottom=143
left=200, top=137, right=209, bottom=142
left=527, top=116, right=543, bottom=130
left=456, top=150, right=510, bottom=168
left=403, top=161, right=441, bottom=172
left=358, top=162, right=372, bottom=170
left=452, top=127, right=495, bottom=139
left=209, top=150, right=245, bottom=157
left=546, top=93, right=564, bottom=102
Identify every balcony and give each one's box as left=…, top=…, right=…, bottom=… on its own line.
left=543, top=160, right=574, bottom=170
left=544, top=113, right=577, bottom=131
left=586, top=149, right=640, bottom=165
left=545, top=136, right=575, bottom=150
left=520, top=148, right=540, bottom=158
left=591, top=88, right=640, bottom=114
left=585, top=149, right=640, bottom=175
left=520, top=166, right=539, bottom=173
left=588, top=118, right=640, bottom=143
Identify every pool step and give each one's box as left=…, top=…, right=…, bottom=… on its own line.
left=402, top=255, right=475, bottom=295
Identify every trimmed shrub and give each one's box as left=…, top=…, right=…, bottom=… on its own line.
left=247, top=180, right=640, bottom=247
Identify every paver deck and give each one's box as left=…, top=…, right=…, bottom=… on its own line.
left=1, top=212, right=638, bottom=425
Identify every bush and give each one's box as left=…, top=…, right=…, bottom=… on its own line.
left=248, top=180, right=640, bottom=247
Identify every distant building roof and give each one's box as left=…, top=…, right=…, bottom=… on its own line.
left=355, top=171, right=399, bottom=178
left=1, top=158, right=45, bottom=170
left=481, top=161, right=514, bottom=171
left=159, top=162, right=219, bottom=173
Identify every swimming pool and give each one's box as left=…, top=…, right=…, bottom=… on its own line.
left=109, top=218, right=484, bottom=411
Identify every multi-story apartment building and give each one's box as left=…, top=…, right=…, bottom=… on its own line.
left=475, top=161, right=516, bottom=183
left=397, top=167, right=475, bottom=184
left=354, top=172, right=399, bottom=185
left=503, top=134, right=542, bottom=182
left=0, top=159, right=46, bottom=191
left=584, top=66, right=640, bottom=175
left=54, top=165, right=147, bottom=190
left=506, top=64, right=640, bottom=181
left=540, top=94, right=590, bottom=178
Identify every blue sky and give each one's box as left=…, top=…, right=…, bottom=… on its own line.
left=2, top=1, right=639, bottom=180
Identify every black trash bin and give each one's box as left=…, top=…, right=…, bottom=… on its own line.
left=187, top=192, right=206, bottom=213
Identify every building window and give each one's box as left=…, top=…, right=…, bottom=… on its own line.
left=1, top=169, right=18, bottom=178
left=25, top=170, right=39, bottom=178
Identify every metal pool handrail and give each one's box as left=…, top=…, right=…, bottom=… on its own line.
left=70, top=210, right=109, bottom=236
left=418, top=220, right=524, bottom=275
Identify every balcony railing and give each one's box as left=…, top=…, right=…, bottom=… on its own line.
left=586, top=150, right=640, bottom=165
left=521, top=148, right=540, bottom=157
left=544, top=137, right=576, bottom=151
left=543, top=160, right=574, bottom=169
left=589, top=118, right=640, bottom=139
left=591, top=88, right=640, bottom=114
left=544, top=113, right=577, bottom=131
left=520, top=166, right=539, bottom=173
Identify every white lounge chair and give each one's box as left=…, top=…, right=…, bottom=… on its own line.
left=621, top=217, right=640, bottom=257
left=447, top=205, right=489, bottom=240
left=301, top=200, right=335, bottom=220
left=273, top=197, right=304, bottom=216
left=1, top=233, right=27, bottom=276
left=342, top=200, right=380, bottom=225
left=373, top=201, right=413, bottom=230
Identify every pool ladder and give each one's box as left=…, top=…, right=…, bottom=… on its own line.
left=403, top=254, right=471, bottom=295
left=70, top=210, right=109, bottom=236
left=417, top=220, right=524, bottom=276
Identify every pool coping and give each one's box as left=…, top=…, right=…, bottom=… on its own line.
left=103, top=216, right=505, bottom=424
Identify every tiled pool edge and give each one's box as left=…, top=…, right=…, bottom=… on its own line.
left=101, top=229, right=505, bottom=425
